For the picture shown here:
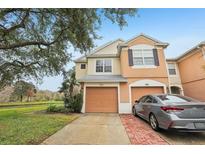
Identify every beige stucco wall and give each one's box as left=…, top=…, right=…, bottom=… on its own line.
left=87, top=57, right=121, bottom=75
left=182, top=79, right=205, bottom=101
left=178, top=48, right=205, bottom=83
left=94, top=40, right=123, bottom=55
left=75, top=63, right=87, bottom=79
left=178, top=46, right=205, bottom=101
left=76, top=40, right=123, bottom=79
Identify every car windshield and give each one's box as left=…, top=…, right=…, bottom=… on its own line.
left=157, top=95, right=197, bottom=103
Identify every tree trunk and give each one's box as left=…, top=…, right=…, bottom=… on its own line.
left=20, top=95, right=23, bottom=102
left=28, top=96, right=31, bottom=102
left=27, top=96, right=31, bottom=102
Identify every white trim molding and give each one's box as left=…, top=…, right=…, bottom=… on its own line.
left=129, top=79, right=167, bottom=87
left=129, top=44, right=154, bottom=50
left=131, top=65, right=157, bottom=69
left=81, top=84, right=86, bottom=113
left=128, top=79, right=167, bottom=107
left=119, top=102, right=132, bottom=113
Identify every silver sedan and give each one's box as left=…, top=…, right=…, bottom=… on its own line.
left=132, top=94, right=205, bottom=132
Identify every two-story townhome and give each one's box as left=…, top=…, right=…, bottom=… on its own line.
left=75, top=33, right=205, bottom=113
left=75, top=34, right=182, bottom=113
left=167, top=41, right=205, bottom=101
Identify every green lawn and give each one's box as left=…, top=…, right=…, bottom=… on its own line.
left=0, top=104, right=79, bottom=144
left=0, top=100, right=63, bottom=107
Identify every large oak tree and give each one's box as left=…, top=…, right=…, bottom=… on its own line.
left=0, top=8, right=137, bottom=89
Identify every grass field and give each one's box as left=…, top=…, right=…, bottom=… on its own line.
left=0, top=100, right=63, bottom=108
left=0, top=102, right=79, bottom=145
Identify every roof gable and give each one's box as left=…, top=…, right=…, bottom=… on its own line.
left=167, top=41, right=205, bottom=62
left=125, top=33, right=169, bottom=47
left=87, top=39, right=124, bottom=57
left=74, top=39, right=124, bottom=62
left=75, top=33, right=169, bottom=62
left=176, top=41, right=205, bottom=61
left=74, top=55, right=87, bottom=63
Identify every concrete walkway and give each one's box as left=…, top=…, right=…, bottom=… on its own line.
left=42, top=113, right=130, bottom=145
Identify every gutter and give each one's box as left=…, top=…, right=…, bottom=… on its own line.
left=77, top=79, right=128, bottom=83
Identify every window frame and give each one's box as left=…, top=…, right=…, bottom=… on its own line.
left=80, top=63, right=86, bottom=69
left=96, top=59, right=104, bottom=73
left=95, top=59, right=112, bottom=74
left=132, top=49, right=155, bottom=67
left=168, top=63, right=177, bottom=76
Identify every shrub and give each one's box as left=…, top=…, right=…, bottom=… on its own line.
left=71, top=93, right=83, bottom=113
left=47, top=104, right=70, bottom=113
left=64, top=97, right=74, bottom=108
left=64, top=92, right=83, bottom=113
left=47, top=92, right=83, bottom=113
left=47, top=104, right=57, bottom=112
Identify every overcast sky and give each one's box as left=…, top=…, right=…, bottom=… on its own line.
left=37, top=8, right=205, bottom=91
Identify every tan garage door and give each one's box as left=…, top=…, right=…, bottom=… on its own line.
left=85, top=87, right=118, bottom=113
left=131, top=87, right=164, bottom=104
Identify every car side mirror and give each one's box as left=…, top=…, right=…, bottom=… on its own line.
left=135, top=100, right=139, bottom=103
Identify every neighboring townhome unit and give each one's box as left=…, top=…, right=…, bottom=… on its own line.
left=170, top=42, right=205, bottom=101
left=166, top=60, right=184, bottom=95
left=75, top=34, right=171, bottom=113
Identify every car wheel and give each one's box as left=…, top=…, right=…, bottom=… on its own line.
left=149, top=114, right=159, bottom=131
left=132, top=107, right=137, bottom=116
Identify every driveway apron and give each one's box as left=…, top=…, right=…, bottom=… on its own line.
left=42, top=113, right=130, bottom=145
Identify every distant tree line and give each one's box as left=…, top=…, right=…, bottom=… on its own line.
left=0, top=81, right=64, bottom=103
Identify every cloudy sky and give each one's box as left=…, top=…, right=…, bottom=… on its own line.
left=37, top=8, right=205, bottom=91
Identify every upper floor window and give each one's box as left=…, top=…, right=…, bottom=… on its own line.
left=133, top=49, right=155, bottom=66
left=168, top=63, right=176, bottom=75
left=80, top=64, right=86, bottom=69
left=96, top=59, right=112, bottom=73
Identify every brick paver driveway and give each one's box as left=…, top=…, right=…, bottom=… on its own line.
left=42, top=113, right=130, bottom=145
left=120, top=114, right=168, bottom=145
left=120, top=114, right=205, bottom=145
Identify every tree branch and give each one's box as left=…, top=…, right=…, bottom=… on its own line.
left=0, top=60, right=41, bottom=71
left=0, top=41, right=52, bottom=49
left=1, top=9, right=30, bottom=35
left=0, top=26, right=69, bottom=50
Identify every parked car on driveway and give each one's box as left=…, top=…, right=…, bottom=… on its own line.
left=132, top=94, right=205, bottom=132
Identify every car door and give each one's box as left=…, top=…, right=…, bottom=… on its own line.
left=135, top=96, right=147, bottom=119
left=142, top=96, right=154, bottom=120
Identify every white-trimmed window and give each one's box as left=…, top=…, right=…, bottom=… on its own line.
left=133, top=49, right=155, bottom=66
left=96, top=59, right=112, bottom=73
left=168, top=63, right=176, bottom=75
left=80, top=64, right=86, bottom=69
